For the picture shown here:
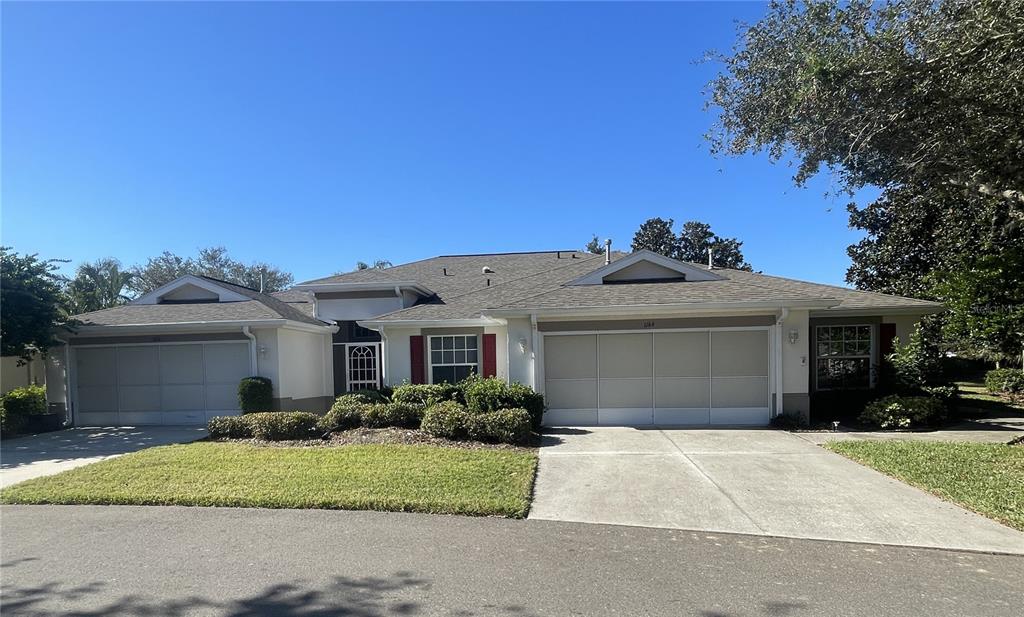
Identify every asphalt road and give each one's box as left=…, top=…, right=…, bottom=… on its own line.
left=1, top=506, right=1022, bottom=617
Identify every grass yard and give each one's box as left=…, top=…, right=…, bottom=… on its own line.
left=826, top=440, right=1024, bottom=531
left=0, top=442, right=538, bottom=518
left=956, top=380, right=1023, bottom=413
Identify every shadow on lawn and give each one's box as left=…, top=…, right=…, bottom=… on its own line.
left=0, top=571, right=538, bottom=617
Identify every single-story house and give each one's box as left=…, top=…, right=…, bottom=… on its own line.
left=46, top=249, right=940, bottom=427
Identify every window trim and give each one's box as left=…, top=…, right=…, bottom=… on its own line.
left=814, top=324, right=874, bottom=391
left=427, top=334, right=479, bottom=384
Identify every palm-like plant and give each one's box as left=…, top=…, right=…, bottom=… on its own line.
left=66, top=258, right=134, bottom=314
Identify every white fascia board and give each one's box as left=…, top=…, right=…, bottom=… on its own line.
left=357, top=317, right=506, bottom=330
left=567, top=250, right=726, bottom=285
left=132, top=275, right=250, bottom=305
left=69, top=319, right=334, bottom=337
left=293, top=281, right=435, bottom=296
left=811, top=304, right=944, bottom=318
left=482, top=298, right=839, bottom=319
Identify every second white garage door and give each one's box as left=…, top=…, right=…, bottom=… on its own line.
left=74, top=342, right=251, bottom=426
left=543, top=330, right=770, bottom=426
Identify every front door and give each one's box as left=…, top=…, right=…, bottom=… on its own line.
left=346, top=343, right=381, bottom=391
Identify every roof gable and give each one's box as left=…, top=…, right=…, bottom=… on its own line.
left=132, top=275, right=252, bottom=305
left=567, top=250, right=724, bottom=285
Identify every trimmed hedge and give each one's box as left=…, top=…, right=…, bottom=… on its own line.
left=985, top=368, right=1024, bottom=395
left=208, top=412, right=318, bottom=441
left=361, top=402, right=423, bottom=429
left=391, top=382, right=462, bottom=408
left=317, top=395, right=367, bottom=433
left=463, top=377, right=545, bottom=430
left=468, top=408, right=532, bottom=445
left=238, top=377, right=273, bottom=412
left=859, top=395, right=947, bottom=429
left=421, top=401, right=471, bottom=440
left=1, top=385, right=47, bottom=436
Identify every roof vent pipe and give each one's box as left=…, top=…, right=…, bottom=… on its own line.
left=708, top=247, right=714, bottom=269
left=482, top=266, right=494, bottom=274
left=604, top=239, right=612, bottom=265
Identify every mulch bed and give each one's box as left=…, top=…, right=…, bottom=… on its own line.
left=207, top=427, right=539, bottom=451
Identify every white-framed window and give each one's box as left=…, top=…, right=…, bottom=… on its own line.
left=428, top=335, right=478, bottom=384
left=815, top=325, right=872, bottom=390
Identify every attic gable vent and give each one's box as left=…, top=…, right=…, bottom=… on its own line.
left=566, top=250, right=726, bottom=286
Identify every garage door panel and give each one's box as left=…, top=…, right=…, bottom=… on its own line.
left=164, top=411, right=207, bottom=425
left=654, top=332, right=709, bottom=377
left=711, top=376, right=768, bottom=408
left=76, top=348, right=117, bottom=386
left=655, top=407, right=711, bottom=425
left=204, top=343, right=250, bottom=384
left=205, top=383, right=241, bottom=412
left=161, top=385, right=205, bottom=411
left=711, top=408, right=769, bottom=426
left=116, top=347, right=160, bottom=385
left=118, top=411, right=164, bottom=426
left=118, top=385, right=161, bottom=412
left=77, top=411, right=118, bottom=426
left=544, top=409, right=597, bottom=426
left=160, top=345, right=204, bottom=384
left=655, top=377, right=710, bottom=408
left=544, top=336, right=597, bottom=379
left=77, top=386, right=118, bottom=413
left=599, top=334, right=652, bottom=378
left=599, top=378, right=653, bottom=408
left=711, top=331, right=769, bottom=377
left=545, top=379, right=597, bottom=410
left=599, top=408, right=654, bottom=425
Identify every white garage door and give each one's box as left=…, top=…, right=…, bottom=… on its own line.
left=543, top=330, right=770, bottom=426
left=74, top=342, right=251, bottom=426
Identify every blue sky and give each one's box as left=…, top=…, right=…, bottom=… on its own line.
left=3, top=1, right=867, bottom=286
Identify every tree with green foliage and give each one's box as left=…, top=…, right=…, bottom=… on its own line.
left=65, top=258, right=134, bottom=314
left=355, top=260, right=392, bottom=271
left=584, top=235, right=606, bottom=255
left=129, top=247, right=293, bottom=294
left=630, top=218, right=681, bottom=257
left=677, top=221, right=752, bottom=270
left=0, top=248, right=69, bottom=362
left=706, top=0, right=1024, bottom=359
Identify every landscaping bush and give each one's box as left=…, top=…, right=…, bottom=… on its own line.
left=207, top=415, right=253, bottom=439
left=238, top=377, right=273, bottom=412
left=859, top=395, right=948, bottom=429
left=318, top=395, right=367, bottom=433
left=345, top=389, right=389, bottom=404
left=245, top=412, right=319, bottom=441
left=467, top=408, right=532, bottom=445
left=360, top=402, right=423, bottom=429
left=421, top=401, right=472, bottom=440
left=810, top=389, right=881, bottom=425
left=462, top=377, right=545, bottom=430
left=391, top=382, right=461, bottom=408
left=2, top=384, right=47, bottom=417
left=985, top=368, right=1024, bottom=395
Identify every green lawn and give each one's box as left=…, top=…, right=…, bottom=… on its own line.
left=825, top=440, right=1024, bottom=530
left=0, top=442, right=538, bottom=518
left=956, top=380, right=1023, bottom=413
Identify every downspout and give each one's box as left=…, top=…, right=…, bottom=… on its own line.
left=530, top=313, right=539, bottom=390
left=378, top=326, right=389, bottom=388
left=242, top=326, right=258, bottom=375
left=63, top=342, right=72, bottom=426
left=775, top=308, right=788, bottom=417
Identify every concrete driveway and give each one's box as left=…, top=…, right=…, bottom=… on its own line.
left=1, top=426, right=207, bottom=488
left=529, top=427, right=1024, bottom=554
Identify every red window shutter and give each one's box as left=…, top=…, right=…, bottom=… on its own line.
left=482, top=333, right=497, bottom=378
left=410, top=335, right=426, bottom=384
left=879, top=324, right=897, bottom=359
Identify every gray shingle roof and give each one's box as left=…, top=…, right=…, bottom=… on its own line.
left=73, top=278, right=328, bottom=328
left=353, top=252, right=940, bottom=321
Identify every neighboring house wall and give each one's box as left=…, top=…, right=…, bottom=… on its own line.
left=506, top=317, right=534, bottom=388
left=382, top=327, right=417, bottom=384
left=781, top=310, right=811, bottom=420
left=1, top=355, right=46, bottom=394
left=316, top=292, right=406, bottom=322
left=882, top=315, right=920, bottom=348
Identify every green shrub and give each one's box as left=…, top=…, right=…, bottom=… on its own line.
left=468, top=408, right=532, bottom=445
left=859, top=395, right=948, bottom=429
left=2, top=385, right=47, bottom=417
left=985, top=368, right=1024, bottom=395
left=344, top=389, right=389, bottom=404
left=207, top=415, right=253, bottom=439
left=238, top=377, right=273, bottom=412
left=360, top=402, right=423, bottom=429
left=420, top=401, right=471, bottom=440
left=318, top=395, right=366, bottom=433
left=391, top=382, right=461, bottom=408
left=246, top=412, right=319, bottom=440
left=462, top=377, right=545, bottom=430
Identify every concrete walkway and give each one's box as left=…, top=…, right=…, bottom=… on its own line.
left=529, top=427, right=1024, bottom=554
left=1, top=426, right=207, bottom=488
